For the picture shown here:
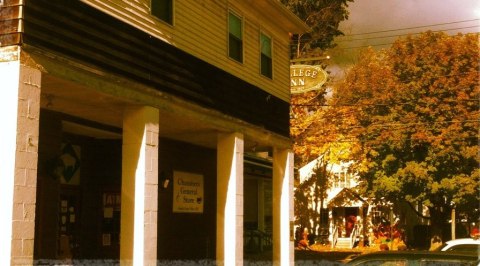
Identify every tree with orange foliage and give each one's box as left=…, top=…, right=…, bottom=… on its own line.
left=284, top=0, right=358, bottom=239
left=331, top=32, right=479, bottom=236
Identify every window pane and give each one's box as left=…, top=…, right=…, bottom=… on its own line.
left=260, top=33, right=272, bottom=78
left=152, top=0, right=173, bottom=24
left=260, top=34, right=271, bottom=57
left=421, top=260, right=474, bottom=266
left=261, top=54, right=272, bottom=78
left=229, top=35, right=243, bottom=62
left=228, top=12, right=242, bottom=62
left=229, top=13, right=242, bottom=39
left=448, top=244, right=479, bottom=252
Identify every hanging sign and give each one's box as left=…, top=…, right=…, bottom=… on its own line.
left=290, top=65, right=328, bottom=94
left=58, top=143, right=81, bottom=185
left=173, top=171, right=204, bottom=213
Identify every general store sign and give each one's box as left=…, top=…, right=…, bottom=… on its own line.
left=173, top=171, right=204, bottom=213
left=290, top=65, right=328, bottom=94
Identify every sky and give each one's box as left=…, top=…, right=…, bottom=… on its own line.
left=328, top=0, right=480, bottom=72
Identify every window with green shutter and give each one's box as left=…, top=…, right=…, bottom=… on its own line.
left=260, top=33, right=272, bottom=78
left=228, top=12, right=243, bottom=63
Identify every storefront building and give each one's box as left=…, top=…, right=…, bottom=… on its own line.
left=0, top=0, right=307, bottom=265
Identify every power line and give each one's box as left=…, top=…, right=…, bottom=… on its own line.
left=291, top=118, right=480, bottom=130
left=292, top=100, right=480, bottom=107
left=341, top=19, right=480, bottom=37
left=290, top=24, right=479, bottom=51
left=290, top=22, right=479, bottom=44
left=292, top=99, right=480, bottom=107
left=294, top=134, right=479, bottom=144
left=336, top=26, right=479, bottom=43
left=324, top=68, right=477, bottom=88
left=339, top=30, right=479, bottom=49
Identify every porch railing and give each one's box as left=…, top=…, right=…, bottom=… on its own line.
left=350, top=225, right=358, bottom=248
left=331, top=225, right=338, bottom=248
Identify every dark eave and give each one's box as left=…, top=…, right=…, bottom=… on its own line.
left=0, top=0, right=290, bottom=137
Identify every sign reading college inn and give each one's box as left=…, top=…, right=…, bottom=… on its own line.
left=290, top=65, right=328, bottom=94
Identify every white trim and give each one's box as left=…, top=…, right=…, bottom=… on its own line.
left=0, top=61, right=20, bottom=266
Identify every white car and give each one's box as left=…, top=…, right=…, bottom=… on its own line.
left=435, top=238, right=480, bottom=254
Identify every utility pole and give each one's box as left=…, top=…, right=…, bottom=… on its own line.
left=451, top=207, right=456, bottom=240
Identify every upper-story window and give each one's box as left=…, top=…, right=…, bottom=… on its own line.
left=151, top=0, right=173, bottom=25
left=228, top=11, right=243, bottom=63
left=260, top=32, right=272, bottom=78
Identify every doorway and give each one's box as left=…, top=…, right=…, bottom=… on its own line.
left=345, top=207, right=359, bottom=237
left=58, top=186, right=81, bottom=259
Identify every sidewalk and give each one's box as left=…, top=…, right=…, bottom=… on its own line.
left=306, top=243, right=379, bottom=253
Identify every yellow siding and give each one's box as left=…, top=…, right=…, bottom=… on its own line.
left=81, top=0, right=295, bottom=102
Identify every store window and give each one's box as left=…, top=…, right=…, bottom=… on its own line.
left=228, top=11, right=243, bottom=63
left=260, top=32, right=272, bottom=78
left=151, top=0, right=173, bottom=25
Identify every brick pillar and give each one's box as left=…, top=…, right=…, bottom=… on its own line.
left=272, top=149, right=294, bottom=266
left=120, top=106, right=159, bottom=266
left=0, top=59, right=41, bottom=265
left=216, top=133, right=244, bottom=265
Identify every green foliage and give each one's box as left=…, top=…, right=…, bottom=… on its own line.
left=281, top=0, right=354, bottom=58
left=332, top=32, right=480, bottom=223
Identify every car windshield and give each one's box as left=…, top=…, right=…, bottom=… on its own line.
left=420, top=259, right=477, bottom=266
left=445, top=244, right=480, bottom=253
left=434, top=243, right=449, bottom=251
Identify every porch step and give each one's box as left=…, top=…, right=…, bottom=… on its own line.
left=335, top=238, right=351, bottom=249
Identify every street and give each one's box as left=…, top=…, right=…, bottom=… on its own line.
left=244, top=249, right=361, bottom=265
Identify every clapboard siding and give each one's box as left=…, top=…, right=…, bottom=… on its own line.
left=0, top=1, right=23, bottom=46
left=174, top=3, right=227, bottom=62
left=274, top=41, right=292, bottom=100
left=81, top=0, right=294, bottom=102
left=18, top=0, right=291, bottom=136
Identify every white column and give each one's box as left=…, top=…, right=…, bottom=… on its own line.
left=272, top=149, right=294, bottom=266
left=0, top=59, right=41, bottom=265
left=216, top=133, right=243, bottom=266
left=120, top=106, right=159, bottom=266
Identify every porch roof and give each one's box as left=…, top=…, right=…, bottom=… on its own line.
left=327, top=188, right=366, bottom=208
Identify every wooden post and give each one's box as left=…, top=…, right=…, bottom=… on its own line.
left=451, top=208, right=456, bottom=240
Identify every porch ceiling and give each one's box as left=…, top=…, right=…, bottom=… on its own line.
left=39, top=73, right=275, bottom=152
left=40, top=74, right=220, bottom=149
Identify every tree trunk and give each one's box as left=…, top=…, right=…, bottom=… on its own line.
left=428, top=206, right=450, bottom=242
left=313, top=181, right=320, bottom=237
